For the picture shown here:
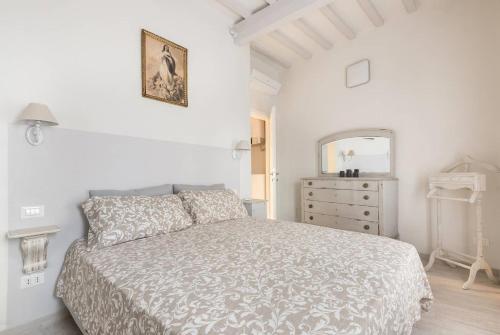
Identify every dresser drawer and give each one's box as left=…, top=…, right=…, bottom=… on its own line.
left=304, top=212, right=379, bottom=235
left=303, top=179, right=378, bottom=191
left=304, top=188, right=379, bottom=207
left=304, top=200, right=379, bottom=222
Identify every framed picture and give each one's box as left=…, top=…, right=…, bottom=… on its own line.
left=141, top=29, right=188, bottom=107
left=346, top=59, right=370, bottom=88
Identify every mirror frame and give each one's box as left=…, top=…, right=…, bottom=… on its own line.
left=317, top=128, right=395, bottom=178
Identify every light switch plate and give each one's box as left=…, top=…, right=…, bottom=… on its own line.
left=21, top=206, right=45, bottom=219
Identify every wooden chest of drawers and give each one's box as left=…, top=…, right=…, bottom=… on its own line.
left=301, top=177, right=398, bottom=237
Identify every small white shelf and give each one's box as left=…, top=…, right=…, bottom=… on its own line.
left=7, top=225, right=61, bottom=239
left=7, top=225, right=61, bottom=274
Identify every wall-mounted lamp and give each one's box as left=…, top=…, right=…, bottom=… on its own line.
left=232, top=140, right=250, bottom=159
left=339, top=149, right=355, bottom=162
left=19, top=103, right=58, bottom=146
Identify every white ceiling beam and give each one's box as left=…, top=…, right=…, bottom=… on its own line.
left=231, top=0, right=333, bottom=45
left=251, top=42, right=292, bottom=69
left=402, top=0, right=418, bottom=13
left=356, top=0, right=384, bottom=27
left=269, top=30, right=312, bottom=59
left=293, top=18, right=333, bottom=50
left=320, top=5, right=356, bottom=40
left=216, top=0, right=252, bottom=18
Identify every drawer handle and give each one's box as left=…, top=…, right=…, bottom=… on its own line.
left=364, top=211, right=370, bottom=216
left=363, top=195, right=370, bottom=200
left=308, top=181, right=313, bottom=186
left=308, top=204, right=313, bottom=209
left=308, top=192, right=313, bottom=196
left=363, top=225, right=370, bottom=230
left=362, top=183, right=369, bottom=189
left=309, top=216, right=314, bottom=220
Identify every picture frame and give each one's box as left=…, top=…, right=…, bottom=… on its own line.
left=141, top=29, right=188, bottom=107
left=346, top=59, right=370, bottom=88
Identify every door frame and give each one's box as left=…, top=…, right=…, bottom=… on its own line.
left=251, top=108, right=277, bottom=219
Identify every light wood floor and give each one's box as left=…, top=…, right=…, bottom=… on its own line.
left=2, top=259, right=499, bottom=335
left=412, top=259, right=500, bottom=335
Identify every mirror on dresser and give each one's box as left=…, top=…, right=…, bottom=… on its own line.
left=303, top=129, right=398, bottom=238
left=318, top=129, right=394, bottom=177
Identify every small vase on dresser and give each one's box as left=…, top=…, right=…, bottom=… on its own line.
left=303, top=129, right=398, bottom=237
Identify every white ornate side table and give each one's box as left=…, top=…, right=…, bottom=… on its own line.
left=425, top=156, right=499, bottom=289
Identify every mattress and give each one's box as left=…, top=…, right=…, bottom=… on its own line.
left=56, top=218, right=432, bottom=335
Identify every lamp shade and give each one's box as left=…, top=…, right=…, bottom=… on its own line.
left=19, top=103, right=58, bottom=126
left=235, top=140, right=250, bottom=151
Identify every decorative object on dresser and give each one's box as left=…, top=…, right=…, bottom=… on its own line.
left=425, top=156, right=499, bottom=289
left=242, top=199, right=267, bottom=219
left=302, top=129, right=398, bottom=237
left=7, top=225, right=61, bottom=274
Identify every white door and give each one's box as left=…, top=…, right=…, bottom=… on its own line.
left=268, top=107, right=277, bottom=219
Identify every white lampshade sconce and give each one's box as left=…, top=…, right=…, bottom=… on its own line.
left=19, top=103, right=58, bottom=146
left=232, top=140, right=250, bottom=159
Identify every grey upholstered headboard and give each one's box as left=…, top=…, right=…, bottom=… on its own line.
left=7, top=125, right=240, bottom=326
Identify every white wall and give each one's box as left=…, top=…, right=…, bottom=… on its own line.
left=0, top=0, right=250, bottom=328
left=0, top=0, right=250, bottom=151
left=276, top=0, right=500, bottom=267
left=0, top=0, right=252, bottom=195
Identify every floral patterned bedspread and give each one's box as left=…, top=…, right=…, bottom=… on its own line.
left=56, top=218, right=432, bottom=335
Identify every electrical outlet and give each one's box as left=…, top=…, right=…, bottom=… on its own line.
left=21, top=205, right=45, bottom=219
left=20, top=272, right=45, bottom=289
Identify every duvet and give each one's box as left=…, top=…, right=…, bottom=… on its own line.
left=56, top=218, right=432, bottom=335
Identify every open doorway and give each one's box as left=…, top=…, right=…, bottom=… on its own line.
left=250, top=109, right=277, bottom=219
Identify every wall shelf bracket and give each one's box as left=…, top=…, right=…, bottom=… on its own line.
left=7, top=225, right=61, bottom=274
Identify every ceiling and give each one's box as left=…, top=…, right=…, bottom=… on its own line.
left=214, top=0, right=420, bottom=70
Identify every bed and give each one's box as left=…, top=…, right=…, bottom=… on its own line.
left=56, top=217, right=432, bottom=335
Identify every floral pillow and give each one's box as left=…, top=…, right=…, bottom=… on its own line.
left=83, top=195, right=192, bottom=249
left=178, top=189, right=248, bottom=225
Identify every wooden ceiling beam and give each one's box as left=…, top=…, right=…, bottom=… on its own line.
left=320, top=5, right=356, bottom=40
left=293, top=18, right=333, bottom=50
left=216, top=0, right=252, bottom=19
left=251, top=42, right=292, bottom=69
left=356, top=0, right=384, bottom=27
left=269, top=30, right=312, bottom=59
left=231, top=0, right=333, bottom=45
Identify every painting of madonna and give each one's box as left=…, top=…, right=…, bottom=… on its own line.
left=142, top=29, right=188, bottom=107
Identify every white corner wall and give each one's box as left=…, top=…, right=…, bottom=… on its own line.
left=0, top=0, right=250, bottom=328
left=276, top=0, right=500, bottom=267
